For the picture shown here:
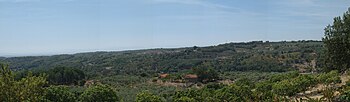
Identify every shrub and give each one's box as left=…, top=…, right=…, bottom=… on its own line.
left=44, top=86, right=77, bottom=102
left=136, top=91, right=163, bottom=102
left=79, top=84, right=120, bottom=102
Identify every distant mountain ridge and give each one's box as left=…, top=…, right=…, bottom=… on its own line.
left=0, top=40, right=323, bottom=75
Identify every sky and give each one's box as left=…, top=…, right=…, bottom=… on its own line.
left=0, top=0, right=350, bottom=56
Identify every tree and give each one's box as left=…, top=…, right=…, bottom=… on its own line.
left=136, top=91, right=163, bottom=102
left=192, top=63, right=219, bottom=82
left=47, top=66, right=85, bottom=85
left=0, top=63, right=47, bottom=102
left=323, top=8, right=350, bottom=72
left=44, top=86, right=77, bottom=102
left=79, top=84, right=120, bottom=102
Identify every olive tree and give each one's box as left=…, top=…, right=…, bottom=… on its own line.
left=323, top=8, right=350, bottom=72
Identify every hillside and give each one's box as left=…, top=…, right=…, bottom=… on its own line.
left=1, top=40, right=346, bottom=102
left=1, top=41, right=323, bottom=74
left=1, top=1, right=350, bottom=101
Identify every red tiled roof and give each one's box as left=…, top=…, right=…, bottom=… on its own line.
left=159, top=74, right=169, bottom=78
left=184, top=74, right=198, bottom=79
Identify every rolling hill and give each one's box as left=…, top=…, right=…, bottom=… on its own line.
left=1, top=40, right=323, bottom=75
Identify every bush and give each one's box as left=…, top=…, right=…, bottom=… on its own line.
left=272, top=74, right=317, bottom=96
left=44, top=86, right=77, bottom=102
left=79, top=84, right=120, bottom=102
left=340, top=89, right=350, bottom=101
left=317, top=70, right=341, bottom=84
left=214, top=84, right=253, bottom=101
left=136, top=91, right=163, bottom=102
left=174, top=97, right=196, bottom=102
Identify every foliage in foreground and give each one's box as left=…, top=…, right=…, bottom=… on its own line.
left=0, top=63, right=121, bottom=102
left=0, top=63, right=47, bottom=102
left=152, top=71, right=342, bottom=102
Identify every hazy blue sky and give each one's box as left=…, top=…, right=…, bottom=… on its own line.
left=0, top=0, right=349, bottom=56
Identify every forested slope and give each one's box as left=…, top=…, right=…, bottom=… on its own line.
left=1, top=40, right=323, bottom=75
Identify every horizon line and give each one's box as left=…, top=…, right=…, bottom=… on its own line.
left=0, top=39, right=322, bottom=58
